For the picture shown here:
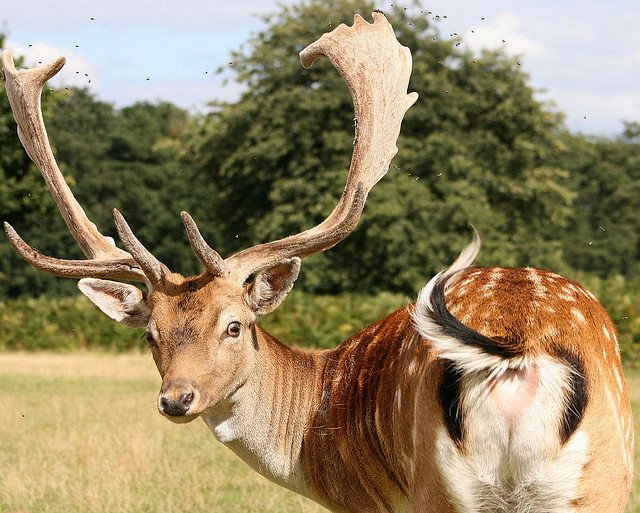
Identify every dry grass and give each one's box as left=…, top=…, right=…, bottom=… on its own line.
left=0, top=352, right=325, bottom=513
left=1, top=352, right=639, bottom=512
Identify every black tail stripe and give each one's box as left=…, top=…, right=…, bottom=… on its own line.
left=555, top=349, right=588, bottom=443
left=439, top=361, right=465, bottom=446
left=430, top=274, right=521, bottom=359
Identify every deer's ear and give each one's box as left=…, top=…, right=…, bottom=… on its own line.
left=78, top=278, right=150, bottom=328
left=245, top=258, right=300, bottom=316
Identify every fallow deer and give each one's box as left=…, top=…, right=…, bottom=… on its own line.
left=2, top=12, right=633, bottom=513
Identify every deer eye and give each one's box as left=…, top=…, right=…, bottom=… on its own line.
left=227, top=321, right=241, bottom=338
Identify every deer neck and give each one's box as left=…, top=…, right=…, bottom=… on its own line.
left=200, top=326, right=324, bottom=495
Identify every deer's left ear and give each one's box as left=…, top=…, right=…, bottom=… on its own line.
left=245, top=257, right=301, bottom=316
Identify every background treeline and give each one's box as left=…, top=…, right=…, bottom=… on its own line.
left=1, top=1, right=638, bottom=357
left=2, top=273, right=638, bottom=363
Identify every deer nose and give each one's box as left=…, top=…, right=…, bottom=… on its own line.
left=159, top=389, right=195, bottom=417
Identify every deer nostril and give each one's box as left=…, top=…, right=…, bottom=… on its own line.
left=180, top=391, right=194, bottom=406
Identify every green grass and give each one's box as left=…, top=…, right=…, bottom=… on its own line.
left=1, top=352, right=639, bottom=512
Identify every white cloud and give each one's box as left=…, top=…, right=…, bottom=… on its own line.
left=465, top=13, right=548, bottom=59
left=541, top=89, right=640, bottom=135
left=5, top=40, right=97, bottom=89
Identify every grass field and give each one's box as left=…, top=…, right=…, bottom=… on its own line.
left=0, top=353, right=325, bottom=513
left=1, top=352, right=639, bottom=512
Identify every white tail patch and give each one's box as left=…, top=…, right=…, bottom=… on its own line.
left=436, top=356, right=588, bottom=512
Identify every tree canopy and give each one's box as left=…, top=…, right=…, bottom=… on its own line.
left=0, top=1, right=638, bottom=298
left=190, top=0, right=576, bottom=292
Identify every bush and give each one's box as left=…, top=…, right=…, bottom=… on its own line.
left=1, top=278, right=637, bottom=365
left=261, top=291, right=409, bottom=349
left=0, top=291, right=409, bottom=352
left=0, top=295, right=140, bottom=351
left=575, top=274, right=640, bottom=366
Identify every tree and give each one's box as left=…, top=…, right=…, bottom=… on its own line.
left=0, top=34, right=68, bottom=296
left=559, top=128, right=640, bottom=278
left=190, top=0, right=575, bottom=294
left=3, top=5, right=636, bottom=299
left=47, top=96, right=205, bottom=280
left=0, top=35, right=53, bottom=225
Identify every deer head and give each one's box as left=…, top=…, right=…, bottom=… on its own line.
left=2, top=12, right=417, bottom=423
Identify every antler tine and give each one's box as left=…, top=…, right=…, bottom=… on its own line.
left=180, top=212, right=229, bottom=278
left=3, top=222, right=145, bottom=280
left=1, top=50, right=160, bottom=284
left=113, top=209, right=167, bottom=286
left=224, top=12, right=418, bottom=282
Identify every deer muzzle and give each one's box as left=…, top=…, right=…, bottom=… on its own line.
left=158, top=378, right=203, bottom=422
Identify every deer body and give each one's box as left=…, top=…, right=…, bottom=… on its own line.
left=2, top=11, right=633, bottom=513
left=167, top=264, right=631, bottom=513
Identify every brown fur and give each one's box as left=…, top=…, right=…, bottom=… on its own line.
left=135, top=266, right=632, bottom=513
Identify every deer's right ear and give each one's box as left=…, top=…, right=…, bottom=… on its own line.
left=78, top=278, right=150, bottom=328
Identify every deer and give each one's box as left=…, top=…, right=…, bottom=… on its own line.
left=2, top=11, right=633, bottom=513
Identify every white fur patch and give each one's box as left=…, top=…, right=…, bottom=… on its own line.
left=571, top=308, right=587, bottom=324
left=557, top=291, right=576, bottom=302
left=614, top=367, right=624, bottom=392
left=435, top=357, right=588, bottom=512
left=527, top=268, right=547, bottom=297
left=605, top=386, right=622, bottom=433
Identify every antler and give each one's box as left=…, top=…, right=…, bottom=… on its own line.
left=1, top=50, right=164, bottom=284
left=4, top=11, right=416, bottom=287
left=185, top=12, right=418, bottom=282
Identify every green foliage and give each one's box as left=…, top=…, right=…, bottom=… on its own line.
left=0, top=34, right=53, bottom=225
left=0, top=295, right=141, bottom=351
left=0, top=84, right=203, bottom=296
left=260, top=290, right=408, bottom=347
left=0, top=291, right=407, bottom=351
left=191, top=0, right=575, bottom=293
left=556, top=130, right=640, bottom=277
left=0, top=2, right=639, bottom=302
left=0, top=34, right=63, bottom=295
left=575, top=273, right=640, bottom=365
left=2, top=283, right=639, bottom=365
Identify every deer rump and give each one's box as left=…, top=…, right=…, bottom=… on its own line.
left=412, top=237, right=590, bottom=512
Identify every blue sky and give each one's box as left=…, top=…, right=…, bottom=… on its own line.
left=2, top=0, right=639, bottom=135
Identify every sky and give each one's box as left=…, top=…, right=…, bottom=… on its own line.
left=2, top=0, right=639, bottom=136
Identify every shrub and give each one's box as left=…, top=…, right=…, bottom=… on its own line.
left=0, top=291, right=409, bottom=352
left=1, top=278, right=637, bottom=365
